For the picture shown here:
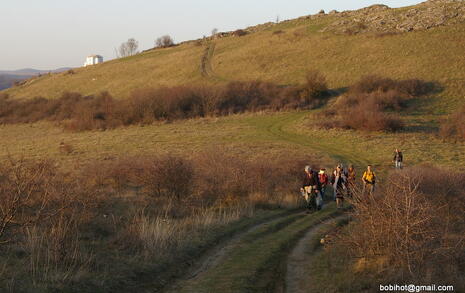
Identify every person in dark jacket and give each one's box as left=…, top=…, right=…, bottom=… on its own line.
left=393, top=149, right=403, bottom=169
left=347, top=165, right=356, bottom=199
left=301, top=166, right=322, bottom=212
left=331, top=165, right=347, bottom=209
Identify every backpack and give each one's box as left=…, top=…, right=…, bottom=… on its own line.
left=364, top=171, right=375, bottom=183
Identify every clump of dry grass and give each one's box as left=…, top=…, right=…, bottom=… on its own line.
left=24, top=214, right=92, bottom=288
left=125, top=203, right=255, bottom=259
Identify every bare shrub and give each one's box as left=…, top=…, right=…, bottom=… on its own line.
left=88, top=151, right=315, bottom=211
left=0, top=75, right=332, bottom=131
left=233, top=29, right=248, bottom=37
left=117, top=38, right=139, bottom=58
left=0, top=157, right=97, bottom=290
left=139, top=156, right=194, bottom=201
left=349, top=75, right=432, bottom=97
left=0, top=159, right=63, bottom=242
left=340, top=103, right=404, bottom=131
left=155, top=35, right=175, bottom=48
left=192, top=151, right=316, bottom=208
left=299, top=70, right=329, bottom=101
left=318, top=76, right=433, bottom=132
left=439, top=104, right=465, bottom=141
left=346, top=166, right=465, bottom=284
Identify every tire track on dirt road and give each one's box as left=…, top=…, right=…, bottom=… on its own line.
left=164, top=205, right=343, bottom=293
left=285, top=215, right=347, bottom=293
left=163, top=210, right=304, bottom=292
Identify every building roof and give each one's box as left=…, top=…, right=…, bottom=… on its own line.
left=87, top=55, right=103, bottom=58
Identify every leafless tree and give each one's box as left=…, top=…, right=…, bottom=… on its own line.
left=117, top=38, right=139, bottom=58
left=211, top=28, right=218, bottom=36
left=155, top=35, right=175, bottom=48
left=0, top=158, right=79, bottom=243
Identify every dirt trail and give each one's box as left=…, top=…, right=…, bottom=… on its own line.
left=200, top=42, right=217, bottom=79
left=165, top=211, right=302, bottom=292
left=260, top=111, right=370, bottom=171
left=188, top=214, right=291, bottom=279
left=285, top=215, right=345, bottom=293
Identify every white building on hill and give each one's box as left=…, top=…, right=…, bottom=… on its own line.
left=84, top=55, right=103, bottom=67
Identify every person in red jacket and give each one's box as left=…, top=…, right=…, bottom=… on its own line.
left=318, top=168, right=329, bottom=200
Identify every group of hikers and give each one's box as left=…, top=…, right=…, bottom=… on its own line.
left=300, top=149, right=404, bottom=212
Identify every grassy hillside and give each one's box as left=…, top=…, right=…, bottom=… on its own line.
left=3, top=1, right=464, bottom=114
left=2, top=111, right=464, bottom=171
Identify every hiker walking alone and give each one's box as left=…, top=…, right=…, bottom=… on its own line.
left=347, top=165, right=356, bottom=198
left=331, top=165, right=347, bottom=209
left=362, top=165, right=376, bottom=195
left=318, top=168, right=329, bottom=200
left=393, top=148, right=403, bottom=169
left=301, top=166, right=323, bottom=213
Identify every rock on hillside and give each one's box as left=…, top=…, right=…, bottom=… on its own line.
left=320, top=0, right=465, bottom=34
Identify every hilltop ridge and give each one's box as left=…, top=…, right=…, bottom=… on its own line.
left=197, top=0, right=465, bottom=39
left=319, top=0, right=465, bottom=34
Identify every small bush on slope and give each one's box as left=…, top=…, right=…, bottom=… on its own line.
left=440, top=104, right=465, bottom=141
left=320, top=76, right=433, bottom=132
left=0, top=72, right=330, bottom=131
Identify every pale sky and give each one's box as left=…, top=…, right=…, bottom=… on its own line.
left=0, top=0, right=421, bottom=70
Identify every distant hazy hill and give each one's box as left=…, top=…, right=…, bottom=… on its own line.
left=0, top=68, right=71, bottom=76
left=0, top=67, right=71, bottom=90
left=2, top=0, right=464, bottom=113
left=0, top=74, right=32, bottom=90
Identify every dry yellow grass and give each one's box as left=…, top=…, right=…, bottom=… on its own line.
left=4, top=44, right=207, bottom=100
left=212, top=23, right=465, bottom=113
left=3, top=2, right=464, bottom=114
left=0, top=113, right=333, bottom=168
left=2, top=111, right=463, bottom=172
